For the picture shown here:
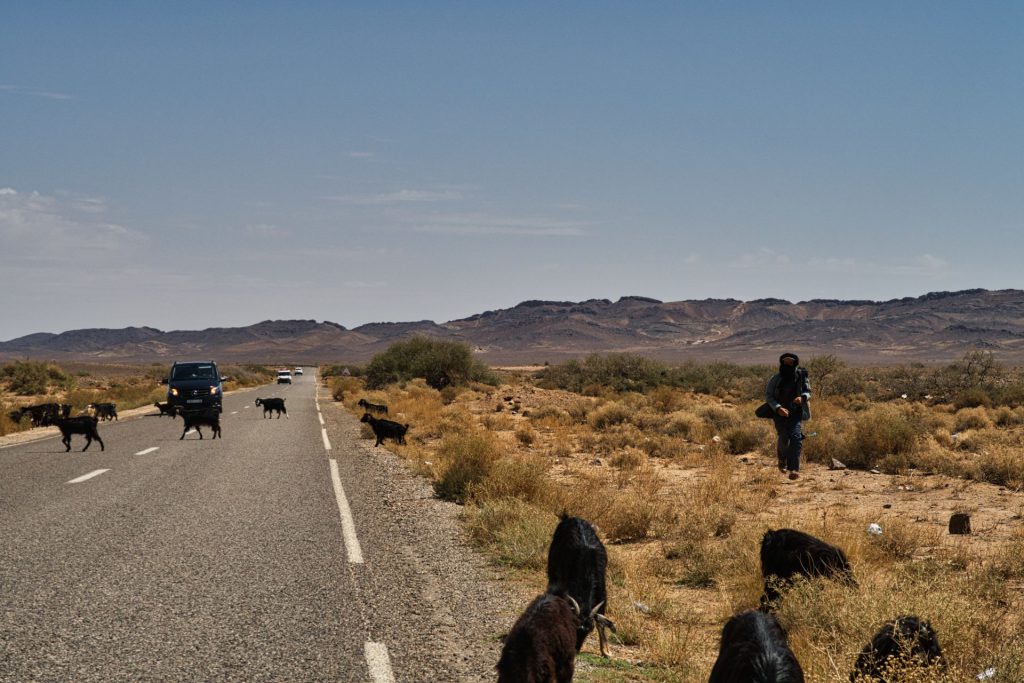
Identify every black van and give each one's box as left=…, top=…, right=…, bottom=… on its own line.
left=166, top=361, right=225, bottom=413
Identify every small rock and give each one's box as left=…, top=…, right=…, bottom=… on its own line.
left=870, top=468, right=881, bottom=474
left=977, top=667, right=996, bottom=680
left=867, top=523, right=883, bottom=536
left=883, top=504, right=892, bottom=509
left=949, top=512, right=972, bottom=535
left=829, top=458, right=847, bottom=470
left=711, top=435, right=722, bottom=443
left=589, top=458, right=603, bottom=466
left=633, top=601, right=650, bottom=614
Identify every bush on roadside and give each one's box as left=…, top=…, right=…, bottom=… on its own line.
left=1, top=360, right=74, bottom=395
left=433, top=431, right=503, bottom=503
left=365, top=337, right=498, bottom=390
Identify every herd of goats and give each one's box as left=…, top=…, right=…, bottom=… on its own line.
left=9, top=395, right=947, bottom=682
left=500, top=516, right=942, bottom=683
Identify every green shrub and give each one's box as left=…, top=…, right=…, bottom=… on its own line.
left=365, top=337, right=497, bottom=390
left=954, top=387, right=992, bottom=409
left=433, top=432, right=503, bottom=503
left=538, top=353, right=669, bottom=393
left=1, top=360, right=74, bottom=395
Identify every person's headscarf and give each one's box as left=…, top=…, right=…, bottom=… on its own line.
left=779, top=352, right=799, bottom=379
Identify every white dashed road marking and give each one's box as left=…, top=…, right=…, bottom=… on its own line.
left=364, top=642, right=396, bottom=683
left=328, top=459, right=363, bottom=564
left=185, top=429, right=196, bottom=435
left=321, top=428, right=331, bottom=451
left=135, top=447, right=159, bottom=455
left=67, top=469, right=110, bottom=484
left=231, top=411, right=238, bottom=415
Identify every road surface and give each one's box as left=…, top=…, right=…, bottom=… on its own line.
left=1, top=373, right=511, bottom=682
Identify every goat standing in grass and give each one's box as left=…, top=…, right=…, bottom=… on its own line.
left=55, top=416, right=104, bottom=452
left=708, top=610, right=804, bottom=683
left=180, top=409, right=221, bottom=440
left=360, top=413, right=408, bottom=446
left=546, top=513, right=616, bottom=657
left=497, top=593, right=579, bottom=683
left=760, top=528, right=855, bottom=607
left=89, top=402, right=118, bottom=421
left=357, top=398, right=388, bottom=414
left=850, top=616, right=943, bottom=682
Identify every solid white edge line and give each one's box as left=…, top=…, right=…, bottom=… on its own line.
left=134, top=446, right=159, bottom=455
left=321, top=427, right=331, bottom=450
left=318, top=413, right=324, bottom=426
left=364, top=642, right=396, bottom=683
left=67, top=469, right=110, bottom=484
left=329, top=459, right=364, bottom=563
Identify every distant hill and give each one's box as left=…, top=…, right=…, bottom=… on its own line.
left=4, top=289, right=1024, bottom=365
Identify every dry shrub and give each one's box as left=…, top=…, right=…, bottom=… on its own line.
left=975, top=445, right=1024, bottom=487
left=867, top=516, right=940, bottom=561
left=698, top=405, right=742, bottom=432
left=663, top=411, right=708, bottom=441
left=722, top=422, right=766, bottom=455
left=515, top=425, right=537, bottom=446
left=433, top=431, right=503, bottom=503
left=649, top=385, right=685, bottom=413
left=528, top=404, right=572, bottom=427
left=954, top=407, right=992, bottom=431
left=566, top=400, right=592, bottom=424
left=992, top=405, right=1024, bottom=427
left=845, top=404, right=922, bottom=468
left=481, top=412, right=514, bottom=431
left=610, top=447, right=647, bottom=471
left=472, top=455, right=553, bottom=506
left=588, top=401, right=632, bottom=430
left=602, top=467, right=667, bottom=542
left=331, top=376, right=364, bottom=401
left=462, top=498, right=556, bottom=570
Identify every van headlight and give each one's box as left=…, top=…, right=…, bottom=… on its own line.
left=170, top=387, right=179, bottom=396
left=210, top=386, right=219, bottom=395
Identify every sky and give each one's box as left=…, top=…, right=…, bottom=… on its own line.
left=2, top=3, right=1023, bottom=340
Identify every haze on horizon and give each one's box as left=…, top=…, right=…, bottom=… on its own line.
left=2, top=3, right=1022, bottom=341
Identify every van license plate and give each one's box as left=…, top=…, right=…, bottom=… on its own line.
left=187, top=399, right=202, bottom=404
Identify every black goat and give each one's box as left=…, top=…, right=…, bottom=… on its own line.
left=180, top=409, right=221, bottom=439
left=357, top=398, right=388, bottom=414
left=708, top=610, right=805, bottom=683
left=760, top=528, right=855, bottom=606
left=154, top=401, right=177, bottom=418
left=89, top=402, right=118, bottom=421
left=850, top=616, right=943, bottom=682
left=546, top=513, right=616, bottom=657
left=54, top=416, right=104, bottom=452
left=255, top=397, right=287, bottom=418
left=360, top=413, right=408, bottom=446
left=10, top=403, right=64, bottom=427
left=496, top=593, right=579, bottom=683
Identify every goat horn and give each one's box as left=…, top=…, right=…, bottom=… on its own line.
left=589, top=601, right=605, bottom=618
left=566, top=595, right=580, bottom=616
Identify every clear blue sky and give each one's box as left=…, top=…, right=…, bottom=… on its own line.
left=2, top=3, right=1022, bottom=340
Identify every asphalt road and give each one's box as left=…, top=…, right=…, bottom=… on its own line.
left=0, top=373, right=509, bottom=682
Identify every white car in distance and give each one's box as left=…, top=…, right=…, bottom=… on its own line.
left=276, top=370, right=292, bottom=384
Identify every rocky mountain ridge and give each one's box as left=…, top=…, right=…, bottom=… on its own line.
left=4, top=289, right=1024, bottom=365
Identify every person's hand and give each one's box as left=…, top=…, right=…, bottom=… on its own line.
left=777, top=407, right=789, bottom=417
left=793, top=396, right=802, bottom=405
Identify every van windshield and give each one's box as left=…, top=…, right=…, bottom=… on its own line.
left=172, top=364, right=216, bottom=380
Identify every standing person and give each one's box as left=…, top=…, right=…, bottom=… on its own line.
left=765, top=352, right=811, bottom=480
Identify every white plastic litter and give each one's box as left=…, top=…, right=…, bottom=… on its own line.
left=977, top=668, right=996, bottom=680
left=867, top=523, right=883, bottom=536
left=711, top=435, right=722, bottom=443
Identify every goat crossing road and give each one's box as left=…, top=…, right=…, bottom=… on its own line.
left=0, top=373, right=507, bottom=681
